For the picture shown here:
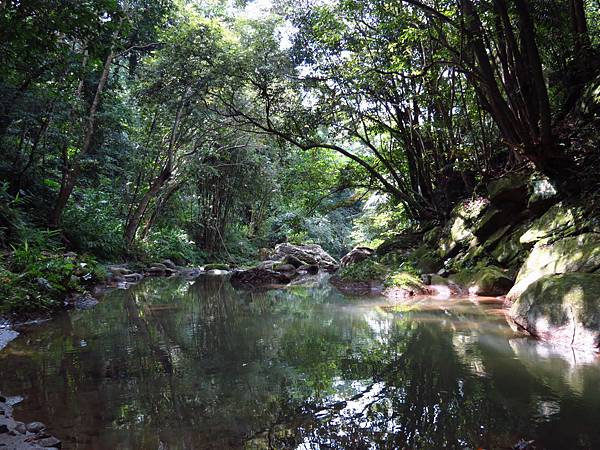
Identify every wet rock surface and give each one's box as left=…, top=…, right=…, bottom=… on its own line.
left=509, top=273, right=600, bottom=350
left=0, top=395, right=61, bottom=449
left=340, top=247, right=374, bottom=268
left=230, top=267, right=292, bottom=289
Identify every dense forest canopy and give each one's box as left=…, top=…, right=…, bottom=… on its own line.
left=1, top=0, right=599, bottom=265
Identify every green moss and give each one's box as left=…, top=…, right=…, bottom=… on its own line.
left=337, top=259, right=388, bottom=282
left=520, top=202, right=586, bottom=245
left=449, top=265, right=513, bottom=296
left=508, top=233, right=600, bottom=300
left=384, top=271, right=423, bottom=290
left=509, top=273, right=600, bottom=348
left=407, top=246, right=443, bottom=274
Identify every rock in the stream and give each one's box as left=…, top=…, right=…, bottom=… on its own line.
left=272, top=263, right=296, bottom=273
left=108, top=266, right=132, bottom=277
left=73, top=294, right=99, bottom=310
left=449, top=265, right=514, bottom=296
left=230, top=268, right=292, bottom=289
left=509, top=273, right=600, bottom=350
left=340, top=247, right=374, bottom=268
left=162, top=259, right=177, bottom=270
left=26, top=422, right=46, bottom=433
left=123, top=273, right=144, bottom=282
left=506, top=233, right=600, bottom=301
left=270, top=243, right=338, bottom=270
left=0, top=329, right=19, bottom=351
left=203, top=263, right=230, bottom=271
left=37, top=436, right=61, bottom=447
left=298, top=264, right=319, bottom=275
left=383, top=271, right=431, bottom=299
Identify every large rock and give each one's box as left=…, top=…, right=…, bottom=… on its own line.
left=519, top=202, right=586, bottom=245
left=437, top=198, right=488, bottom=259
left=472, top=207, right=513, bottom=241
left=507, top=233, right=600, bottom=301
left=270, top=243, right=338, bottom=270
left=509, top=273, right=600, bottom=351
left=340, top=247, right=374, bottom=268
left=449, top=265, right=514, bottom=296
left=492, top=222, right=530, bottom=267
left=487, top=172, right=529, bottom=208
left=230, top=268, right=292, bottom=289
left=438, top=214, right=475, bottom=259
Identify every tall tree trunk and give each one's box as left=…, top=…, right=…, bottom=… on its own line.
left=123, top=96, right=185, bottom=247
left=49, top=45, right=115, bottom=227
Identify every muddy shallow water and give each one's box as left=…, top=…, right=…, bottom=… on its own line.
left=1, top=274, right=600, bottom=449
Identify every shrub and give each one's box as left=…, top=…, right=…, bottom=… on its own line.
left=63, top=188, right=126, bottom=260
left=337, top=259, right=389, bottom=282
left=139, top=227, right=202, bottom=265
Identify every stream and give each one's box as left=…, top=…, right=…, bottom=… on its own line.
left=1, top=274, right=600, bottom=449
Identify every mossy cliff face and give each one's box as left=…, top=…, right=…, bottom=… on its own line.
left=509, top=273, right=600, bottom=350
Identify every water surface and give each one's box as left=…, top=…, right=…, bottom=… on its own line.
left=1, top=274, right=600, bottom=449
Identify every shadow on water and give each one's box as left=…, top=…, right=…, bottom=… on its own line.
left=1, top=274, right=600, bottom=449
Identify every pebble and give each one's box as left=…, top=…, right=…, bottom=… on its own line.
left=15, top=422, right=26, bottom=434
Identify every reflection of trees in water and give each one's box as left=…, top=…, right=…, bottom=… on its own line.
left=3, top=279, right=600, bottom=449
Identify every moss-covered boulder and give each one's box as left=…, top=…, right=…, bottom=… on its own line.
left=507, top=233, right=600, bottom=301
left=520, top=202, right=586, bottom=245
left=509, top=273, right=600, bottom=350
left=449, top=265, right=514, bottom=296
left=472, top=207, right=512, bottom=241
left=383, top=271, right=430, bottom=299
left=336, top=259, right=388, bottom=282
left=438, top=199, right=488, bottom=259
left=487, top=172, right=529, bottom=207
left=438, top=214, right=474, bottom=259
left=492, top=222, right=531, bottom=267
left=340, top=247, right=374, bottom=268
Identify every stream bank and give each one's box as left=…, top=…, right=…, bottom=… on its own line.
left=330, top=170, right=600, bottom=354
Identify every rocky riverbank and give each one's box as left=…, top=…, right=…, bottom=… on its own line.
left=330, top=171, right=600, bottom=353
left=0, top=395, right=61, bottom=449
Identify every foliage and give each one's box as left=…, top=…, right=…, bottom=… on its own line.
left=0, top=239, right=105, bottom=314
left=62, top=187, right=126, bottom=260
left=137, top=228, right=202, bottom=266
left=383, top=270, right=422, bottom=290
left=337, top=258, right=388, bottom=282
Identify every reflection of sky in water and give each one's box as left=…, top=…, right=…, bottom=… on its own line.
left=0, top=276, right=599, bottom=449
